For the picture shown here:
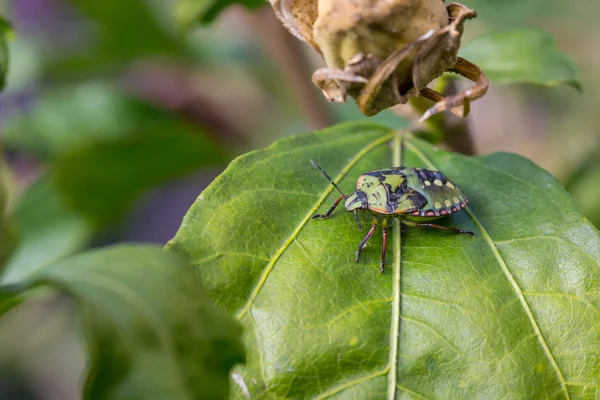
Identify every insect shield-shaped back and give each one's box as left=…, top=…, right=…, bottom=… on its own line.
left=269, top=0, right=488, bottom=121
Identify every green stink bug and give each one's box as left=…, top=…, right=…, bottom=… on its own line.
left=311, top=160, right=474, bottom=273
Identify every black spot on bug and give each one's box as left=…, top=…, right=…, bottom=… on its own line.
left=416, top=169, right=430, bottom=183
left=365, top=169, right=405, bottom=179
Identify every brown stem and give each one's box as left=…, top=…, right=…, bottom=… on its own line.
left=248, top=8, right=334, bottom=130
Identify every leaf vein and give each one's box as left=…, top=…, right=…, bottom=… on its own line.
left=405, top=139, right=571, bottom=400
left=401, top=315, right=463, bottom=355
left=524, top=291, right=600, bottom=314
left=235, top=133, right=394, bottom=320
left=396, top=384, right=430, bottom=399
left=387, top=132, right=403, bottom=400
left=314, top=368, right=389, bottom=400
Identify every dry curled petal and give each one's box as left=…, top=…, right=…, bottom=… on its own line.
left=269, top=0, right=488, bottom=120
left=269, top=0, right=320, bottom=52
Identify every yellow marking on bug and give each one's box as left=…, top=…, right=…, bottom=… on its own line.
left=446, top=182, right=455, bottom=189
left=435, top=202, right=442, bottom=209
left=445, top=200, right=452, bottom=207
left=453, top=197, right=459, bottom=204
left=434, top=179, right=443, bottom=186
left=424, top=180, right=431, bottom=186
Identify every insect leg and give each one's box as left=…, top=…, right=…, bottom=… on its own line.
left=312, top=195, right=345, bottom=219
left=380, top=218, right=388, bottom=273
left=402, top=220, right=474, bottom=236
left=355, top=217, right=378, bottom=262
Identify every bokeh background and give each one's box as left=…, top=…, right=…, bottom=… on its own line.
left=0, top=0, right=598, bottom=398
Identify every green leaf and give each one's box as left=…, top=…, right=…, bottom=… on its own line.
left=50, top=0, right=183, bottom=75
left=2, top=83, right=171, bottom=159
left=0, top=176, right=93, bottom=285
left=464, top=0, right=546, bottom=26
left=460, top=28, right=582, bottom=91
left=52, top=121, right=225, bottom=226
left=176, top=0, right=265, bottom=26
left=1, top=245, right=244, bottom=399
left=0, top=158, right=16, bottom=268
left=564, top=153, right=600, bottom=229
left=169, top=122, right=600, bottom=398
left=0, top=16, right=12, bottom=91
left=3, top=83, right=226, bottom=226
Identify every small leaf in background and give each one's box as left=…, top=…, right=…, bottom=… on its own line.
left=0, top=176, right=93, bottom=286
left=2, top=83, right=166, bottom=159
left=465, top=0, right=545, bottom=26
left=176, top=0, right=266, bottom=27
left=0, top=245, right=244, bottom=400
left=50, top=0, right=184, bottom=75
left=169, top=122, right=600, bottom=398
left=564, top=152, right=600, bottom=229
left=53, top=121, right=225, bottom=227
left=3, top=83, right=227, bottom=227
left=0, top=16, right=12, bottom=90
left=0, top=158, right=16, bottom=269
left=460, top=28, right=581, bottom=90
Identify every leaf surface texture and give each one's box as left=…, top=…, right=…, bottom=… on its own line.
left=170, top=122, right=600, bottom=399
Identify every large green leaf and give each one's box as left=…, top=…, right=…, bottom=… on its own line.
left=169, top=122, right=600, bottom=398
left=460, top=28, right=581, bottom=90
left=0, top=245, right=244, bottom=399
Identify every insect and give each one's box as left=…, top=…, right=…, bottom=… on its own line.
left=269, top=0, right=488, bottom=120
left=310, top=160, right=473, bottom=273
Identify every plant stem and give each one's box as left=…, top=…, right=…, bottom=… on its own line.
left=248, top=8, right=334, bottom=130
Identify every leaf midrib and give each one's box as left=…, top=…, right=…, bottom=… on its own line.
left=387, top=133, right=403, bottom=400
left=404, top=138, right=571, bottom=400
left=235, top=132, right=395, bottom=321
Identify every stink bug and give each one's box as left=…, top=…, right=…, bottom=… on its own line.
left=310, top=160, right=473, bottom=273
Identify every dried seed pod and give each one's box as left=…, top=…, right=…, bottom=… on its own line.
left=269, top=0, right=488, bottom=120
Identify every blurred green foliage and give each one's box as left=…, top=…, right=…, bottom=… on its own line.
left=0, top=0, right=598, bottom=398
left=0, top=16, right=11, bottom=90
left=460, top=29, right=581, bottom=90
left=1, top=245, right=245, bottom=400
left=0, top=159, right=15, bottom=269
left=0, top=176, right=93, bottom=285
left=176, top=0, right=266, bottom=27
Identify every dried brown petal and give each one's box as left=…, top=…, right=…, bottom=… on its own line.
left=270, top=0, right=488, bottom=120
left=269, top=0, right=321, bottom=53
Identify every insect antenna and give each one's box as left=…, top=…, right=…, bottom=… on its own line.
left=310, top=160, right=347, bottom=198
